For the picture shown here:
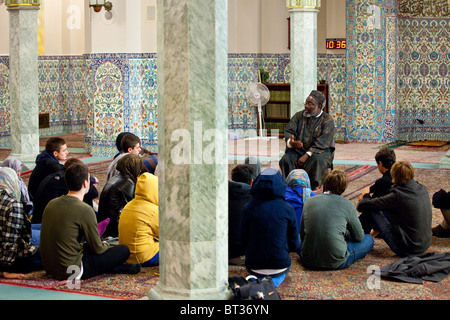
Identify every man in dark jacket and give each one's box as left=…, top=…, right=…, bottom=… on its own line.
left=31, top=158, right=99, bottom=224
left=358, top=147, right=396, bottom=234
left=279, top=90, right=335, bottom=190
left=28, top=137, right=68, bottom=200
left=228, top=164, right=254, bottom=265
left=241, top=168, right=299, bottom=285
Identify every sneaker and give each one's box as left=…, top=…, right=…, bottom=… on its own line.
left=432, top=225, right=450, bottom=238
left=112, top=263, right=141, bottom=274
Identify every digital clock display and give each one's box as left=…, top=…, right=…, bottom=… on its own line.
left=326, top=39, right=346, bottom=49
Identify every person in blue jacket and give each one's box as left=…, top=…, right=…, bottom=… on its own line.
left=285, top=169, right=316, bottom=231
left=240, top=168, right=300, bottom=286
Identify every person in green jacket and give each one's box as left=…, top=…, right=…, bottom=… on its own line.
left=300, top=170, right=374, bottom=270
left=40, top=162, right=140, bottom=281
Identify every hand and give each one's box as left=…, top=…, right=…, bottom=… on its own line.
left=358, top=187, right=370, bottom=201
left=297, top=153, right=309, bottom=167
left=290, top=135, right=303, bottom=149
left=2, top=272, right=28, bottom=279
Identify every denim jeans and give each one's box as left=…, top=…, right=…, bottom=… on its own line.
left=31, top=224, right=41, bottom=246
left=359, top=210, right=408, bottom=257
left=246, top=265, right=291, bottom=287
left=336, top=234, right=374, bottom=270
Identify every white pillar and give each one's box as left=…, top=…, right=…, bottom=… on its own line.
left=148, top=0, right=230, bottom=300
left=287, top=0, right=321, bottom=116
left=6, top=0, right=41, bottom=170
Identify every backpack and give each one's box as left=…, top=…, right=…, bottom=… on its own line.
left=228, top=275, right=281, bottom=300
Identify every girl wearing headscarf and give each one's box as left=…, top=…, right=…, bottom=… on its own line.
left=285, top=169, right=316, bottom=231
left=0, top=167, right=41, bottom=279
left=98, top=154, right=144, bottom=238
left=1, top=157, right=33, bottom=214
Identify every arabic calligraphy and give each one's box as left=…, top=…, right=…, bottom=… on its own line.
left=398, top=0, right=449, bottom=17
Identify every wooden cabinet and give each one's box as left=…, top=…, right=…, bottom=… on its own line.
left=258, top=83, right=290, bottom=137
left=258, top=83, right=329, bottom=137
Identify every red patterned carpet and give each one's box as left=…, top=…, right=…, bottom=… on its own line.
left=0, top=134, right=449, bottom=300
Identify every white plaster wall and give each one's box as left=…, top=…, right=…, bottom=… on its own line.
left=141, top=0, right=157, bottom=53
left=88, top=0, right=156, bottom=54
left=228, top=0, right=262, bottom=53
left=317, top=0, right=327, bottom=54
left=325, top=0, right=346, bottom=54
left=0, top=3, right=8, bottom=55
left=44, top=0, right=85, bottom=55
left=89, top=0, right=127, bottom=53
left=261, top=0, right=290, bottom=53
left=0, top=0, right=346, bottom=56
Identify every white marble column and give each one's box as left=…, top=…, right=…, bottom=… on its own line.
left=440, top=151, right=450, bottom=169
left=6, top=0, right=41, bottom=170
left=287, top=0, right=321, bottom=116
left=148, top=0, right=230, bottom=300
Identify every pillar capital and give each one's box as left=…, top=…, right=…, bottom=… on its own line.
left=5, top=0, right=40, bottom=9
left=286, top=0, right=320, bottom=11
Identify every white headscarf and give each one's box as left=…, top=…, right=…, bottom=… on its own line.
left=1, top=156, right=31, bottom=205
left=0, top=167, right=21, bottom=202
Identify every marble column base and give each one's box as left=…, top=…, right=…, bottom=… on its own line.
left=147, top=282, right=232, bottom=300
left=8, top=152, right=37, bottom=171
left=440, top=150, right=450, bottom=169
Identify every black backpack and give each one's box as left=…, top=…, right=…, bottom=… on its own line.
left=228, top=275, right=281, bottom=300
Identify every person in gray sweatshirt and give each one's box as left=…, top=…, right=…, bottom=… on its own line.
left=357, top=161, right=432, bottom=257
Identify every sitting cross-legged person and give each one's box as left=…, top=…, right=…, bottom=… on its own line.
left=119, top=172, right=159, bottom=267
left=0, top=167, right=42, bottom=279
left=300, top=169, right=374, bottom=270
left=40, top=162, right=140, bottom=281
left=358, top=147, right=396, bottom=235
left=1, top=156, right=33, bottom=215
left=285, top=169, right=316, bottom=232
left=28, top=137, right=69, bottom=201
left=107, top=133, right=142, bottom=182
left=98, top=154, right=144, bottom=238
left=279, top=90, right=335, bottom=190
left=357, top=161, right=432, bottom=257
left=240, top=168, right=299, bottom=287
left=31, top=158, right=99, bottom=224
left=228, top=164, right=254, bottom=266
left=431, top=189, right=450, bottom=238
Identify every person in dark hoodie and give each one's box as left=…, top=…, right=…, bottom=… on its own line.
left=31, top=158, right=99, bottom=224
left=28, top=137, right=69, bottom=200
left=240, top=167, right=299, bottom=286
left=228, top=164, right=254, bottom=266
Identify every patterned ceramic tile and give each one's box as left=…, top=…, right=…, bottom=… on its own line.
left=396, top=16, right=450, bottom=141
left=0, top=1, right=449, bottom=154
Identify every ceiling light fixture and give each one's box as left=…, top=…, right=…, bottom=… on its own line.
left=89, top=0, right=112, bottom=14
